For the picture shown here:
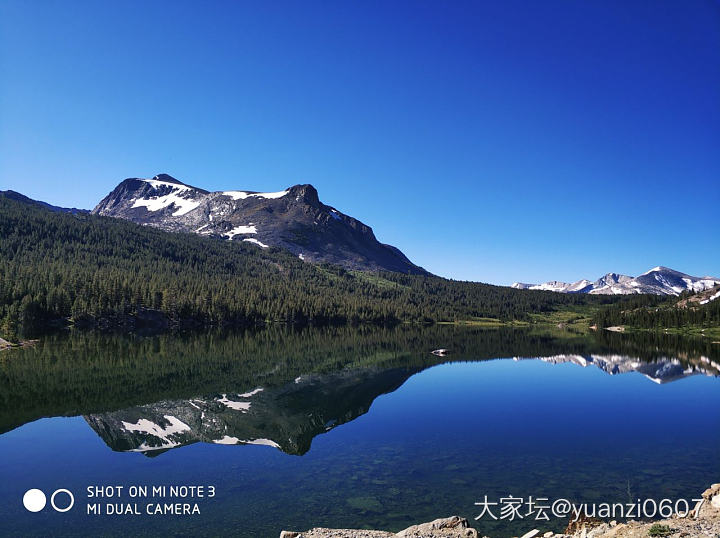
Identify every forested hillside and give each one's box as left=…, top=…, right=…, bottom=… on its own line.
left=0, top=196, right=616, bottom=333
left=592, top=290, right=720, bottom=330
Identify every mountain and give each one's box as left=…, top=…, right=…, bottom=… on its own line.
left=0, top=190, right=88, bottom=214
left=92, top=174, right=427, bottom=274
left=512, top=266, right=720, bottom=296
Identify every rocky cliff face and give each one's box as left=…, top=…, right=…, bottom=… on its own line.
left=92, top=174, right=428, bottom=274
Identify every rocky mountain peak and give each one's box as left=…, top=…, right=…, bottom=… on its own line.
left=289, top=184, right=322, bottom=207
left=151, top=173, right=185, bottom=185
left=92, top=175, right=428, bottom=274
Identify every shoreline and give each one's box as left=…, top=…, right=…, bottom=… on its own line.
left=279, top=484, right=720, bottom=538
left=5, top=309, right=720, bottom=343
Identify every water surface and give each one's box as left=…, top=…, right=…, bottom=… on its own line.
left=1, top=326, right=718, bottom=536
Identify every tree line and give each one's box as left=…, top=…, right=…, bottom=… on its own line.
left=0, top=195, right=617, bottom=334
left=592, top=289, right=720, bottom=329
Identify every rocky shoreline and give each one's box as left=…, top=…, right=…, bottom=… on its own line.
left=280, top=484, right=720, bottom=538
left=0, top=337, right=36, bottom=351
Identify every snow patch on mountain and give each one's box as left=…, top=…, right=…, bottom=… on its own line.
left=242, top=438, right=280, bottom=448
left=121, top=415, right=191, bottom=440
left=242, top=238, right=269, bottom=248
left=223, top=190, right=289, bottom=200
left=212, top=436, right=279, bottom=448
left=217, top=395, right=251, bottom=412
left=238, top=388, right=263, bottom=398
left=142, top=178, right=185, bottom=189
left=224, top=224, right=257, bottom=239
left=213, top=435, right=240, bottom=445
left=131, top=182, right=201, bottom=216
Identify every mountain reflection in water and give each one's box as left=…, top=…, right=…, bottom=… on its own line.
left=82, top=349, right=719, bottom=456
left=1, top=326, right=719, bottom=538
left=1, top=326, right=718, bottom=454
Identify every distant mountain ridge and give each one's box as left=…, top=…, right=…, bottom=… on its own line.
left=92, top=174, right=427, bottom=274
left=0, top=190, right=88, bottom=214
left=512, top=266, right=720, bottom=296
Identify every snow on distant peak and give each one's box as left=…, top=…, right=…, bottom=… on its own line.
left=223, top=190, right=289, bottom=200
left=566, top=279, right=592, bottom=292
left=640, top=266, right=669, bottom=276
left=529, top=281, right=572, bottom=292
left=512, top=266, right=720, bottom=296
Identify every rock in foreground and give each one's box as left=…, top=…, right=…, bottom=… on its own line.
left=557, top=482, right=720, bottom=537
left=280, top=516, right=478, bottom=538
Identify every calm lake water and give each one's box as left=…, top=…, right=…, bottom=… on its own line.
left=0, top=326, right=718, bottom=537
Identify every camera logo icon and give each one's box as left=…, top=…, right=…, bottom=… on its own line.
left=23, top=489, right=74, bottom=513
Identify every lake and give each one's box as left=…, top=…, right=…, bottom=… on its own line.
left=1, top=326, right=718, bottom=537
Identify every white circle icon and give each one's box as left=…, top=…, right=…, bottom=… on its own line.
left=23, top=489, right=47, bottom=512
left=50, top=489, right=74, bottom=512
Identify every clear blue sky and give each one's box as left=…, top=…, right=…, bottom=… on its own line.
left=1, top=1, right=718, bottom=285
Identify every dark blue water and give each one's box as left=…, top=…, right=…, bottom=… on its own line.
left=1, top=329, right=719, bottom=537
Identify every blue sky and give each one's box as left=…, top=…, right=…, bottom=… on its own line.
left=1, top=1, right=718, bottom=285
